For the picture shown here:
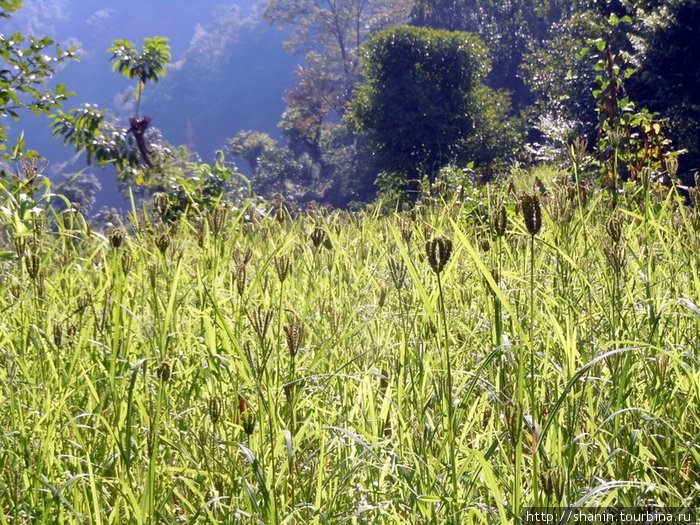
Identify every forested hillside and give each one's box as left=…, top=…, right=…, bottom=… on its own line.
left=3, top=0, right=698, bottom=213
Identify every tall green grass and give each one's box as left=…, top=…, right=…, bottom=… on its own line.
left=0, top=167, right=698, bottom=523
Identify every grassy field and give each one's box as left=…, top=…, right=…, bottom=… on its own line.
left=1, top=166, right=699, bottom=523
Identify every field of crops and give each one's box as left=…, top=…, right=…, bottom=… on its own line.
left=1, top=167, right=698, bottom=523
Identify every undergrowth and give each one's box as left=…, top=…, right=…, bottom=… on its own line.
left=0, top=166, right=698, bottom=524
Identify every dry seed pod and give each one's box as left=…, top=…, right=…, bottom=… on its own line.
left=208, top=396, right=222, bottom=424
left=504, top=401, right=523, bottom=449
left=13, top=237, right=27, bottom=258
left=375, top=286, right=387, bottom=308
left=521, top=193, right=542, bottom=236
left=155, top=230, right=170, bottom=255
left=234, top=263, right=247, bottom=296
left=388, top=258, right=407, bottom=290
left=233, top=247, right=252, bottom=266
left=246, top=305, right=274, bottom=341
left=53, top=322, right=63, bottom=348
left=310, top=227, right=327, bottom=249
left=207, top=205, right=228, bottom=237
left=156, top=360, right=172, bottom=382
left=485, top=267, right=500, bottom=296
left=239, top=396, right=256, bottom=435
left=401, top=224, right=413, bottom=245
left=689, top=187, right=700, bottom=209
left=606, top=214, right=624, bottom=244
left=147, top=263, right=158, bottom=290
left=540, top=467, right=564, bottom=501
left=425, top=236, right=452, bottom=274
left=121, top=251, right=134, bottom=275
left=569, top=136, right=588, bottom=166
left=666, top=157, right=679, bottom=180
left=603, top=243, right=625, bottom=275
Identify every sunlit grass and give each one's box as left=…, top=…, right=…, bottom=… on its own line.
left=1, top=167, right=698, bottom=524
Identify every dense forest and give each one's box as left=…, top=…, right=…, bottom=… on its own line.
left=2, top=0, right=699, bottom=213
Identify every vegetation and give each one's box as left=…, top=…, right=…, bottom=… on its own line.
left=1, top=162, right=699, bottom=523
left=0, top=0, right=76, bottom=158
left=348, top=26, right=489, bottom=189
left=1, top=1, right=699, bottom=522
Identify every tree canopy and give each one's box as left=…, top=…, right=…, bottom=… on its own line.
left=348, top=26, right=489, bottom=186
left=0, top=0, right=76, bottom=158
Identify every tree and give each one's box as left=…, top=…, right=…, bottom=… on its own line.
left=0, top=0, right=76, bottom=158
left=50, top=37, right=170, bottom=178
left=264, top=0, right=412, bottom=167
left=410, top=0, right=575, bottom=108
left=278, top=55, right=343, bottom=161
left=53, top=172, right=101, bottom=215
left=347, top=26, right=490, bottom=188
left=264, top=0, right=411, bottom=86
left=632, top=0, right=700, bottom=171
left=227, top=130, right=280, bottom=173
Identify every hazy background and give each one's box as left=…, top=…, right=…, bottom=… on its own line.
left=3, top=0, right=296, bottom=209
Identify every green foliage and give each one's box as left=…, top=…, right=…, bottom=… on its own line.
left=348, top=26, right=491, bottom=188
left=50, top=104, right=142, bottom=175
left=461, top=85, right=524, bottom=176
left=50, top=37, right=171, bottom=180
left=0, top=3, right=77, bottom=157
left=411, top=0, right=576, bottom=107
left=108, top=37, right=170, bottom=85
left=227, top=130, right=280, bottom=173
left=108, top=37, right=170, bottom=118
left=146, top=147, right=247, bottom=218
left=580, top=16, right=684, bottom=193
left=0, top=163, right=698, bottom=521
left=521, top=8, right=610, bottom=154
left=632, top=0, right=700, bottom=170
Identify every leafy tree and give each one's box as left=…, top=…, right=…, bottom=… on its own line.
left=521, top=9, right=609, bottom=154
left=227, top=130, right=280, bottom=173
left=0, top=0, right=76, bottom=158
left=144, top=147, right=245, bottom=218
left=264, top=0, right=411, bottom=85
left=632, top=0, right=700, bottom=171
left=50, top=37, right=170, bottom=177
left=410, top=0, right=575, bottom=108
left=263, top=0, right=412, bottom=205
left=347, top=26, right=491, bottom=188
left=279, top=55, right=343, bottom=161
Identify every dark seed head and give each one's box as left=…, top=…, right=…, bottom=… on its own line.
left=425, top=236, right=452, bottom=274
left=274, top=255, right=291, bottom=283
left=156, top=360, right=172, bottom=382
left=521, top=193, right=542, bottom=236
left=108, top=227, right=126, bottom=249
left=284, top=321, right=305, bottom=358
left=153, top=192, right=170, bottom=218
left=493, top=205, right=507, bottom=237
left=25, top=252, right=41, bottom=280
left=606, top=214, right=624, bottom=244
left=310, top=227, right=329, bottom=250
left=208, top=396, right=222, bottom=424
